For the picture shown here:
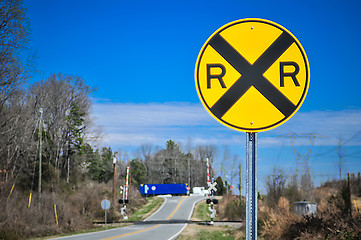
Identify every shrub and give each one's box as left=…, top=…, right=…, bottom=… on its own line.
left=259, top=184, right=361, bottom=240
left=0, top=180, right=145, bottom=239
left=217, top=194, right=245, bottom=221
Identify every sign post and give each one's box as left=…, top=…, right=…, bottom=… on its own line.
left=101, top=199, right=111, bottom=229
left=208, top=179, right=217, bottom=224
left=195, top=18, right=310, bottom=240
left=246, top=132, right=257, bottom=239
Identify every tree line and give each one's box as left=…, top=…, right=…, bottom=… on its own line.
left=0, top=71, right=98, bottom=189
left=0, top=0, right=225, bottom=195
left=0, top=0, right=115, bottom=192
left=129, top=141, right=217, bottom=190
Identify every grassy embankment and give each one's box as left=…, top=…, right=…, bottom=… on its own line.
left=30, top=196, right=165, bottom=240
left=126, top=196, right=164, bottom=221
left=178, top=197, right=244, bottom=240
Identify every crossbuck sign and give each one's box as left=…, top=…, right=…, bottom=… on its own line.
left=208, top=182, right=217, bottom=192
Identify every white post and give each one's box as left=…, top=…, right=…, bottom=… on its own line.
left=125, top=166, right=129, bottom=200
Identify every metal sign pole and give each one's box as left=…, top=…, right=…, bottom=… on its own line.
left=246, top=132, right=257, bottom=240
left=101, top=200, right=110, bottom=229
left=105, top=208, right=107, bottom=229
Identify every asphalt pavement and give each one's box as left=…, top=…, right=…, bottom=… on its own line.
left=48, top=195, right=205, bottom=240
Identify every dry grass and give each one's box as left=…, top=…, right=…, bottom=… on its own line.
left=0, top=181, right=146, bottom=240
left=216, top=194, right=245, bottom=221
left=178, top=224, right=230, bottom=239
left=259, top=197, right=301, bottom=239
left=183, top=187, right=361, bottom=240
left=259, top=188, right=361, bottom=240
left=179, top=195, right=245, bottom=240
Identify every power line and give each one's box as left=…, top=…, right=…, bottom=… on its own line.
left=277, top=133, right=324, bottom=193
left=313, top=130, right=361, bottom=157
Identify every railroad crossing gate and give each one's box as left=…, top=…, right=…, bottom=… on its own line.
left=195, top=18, right=310, bottom=132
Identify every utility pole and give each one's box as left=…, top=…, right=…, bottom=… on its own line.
left=338, top=139, right=344, bottom=180
left=38, top=108, right=43, bottom=202
left=112, top=156, right=117, bottom=205
left=347, top=173, right=352, bottom=218
left=239, top=163, right=242, bottom=201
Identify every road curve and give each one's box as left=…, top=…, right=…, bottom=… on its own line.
left=48, top=195, right=205, bottom=240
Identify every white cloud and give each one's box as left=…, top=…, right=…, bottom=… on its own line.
left=93, top=102, right=214, bottom=128
left=268, top=109, right=361, bottom=146
left=92, top=102, right=218, bottom=148
left=92, top=101, right=361, bottom=149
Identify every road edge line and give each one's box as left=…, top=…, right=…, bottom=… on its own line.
left=144, top=196, right=169, bottom=221
left=168, top=196, right=206, bottom=240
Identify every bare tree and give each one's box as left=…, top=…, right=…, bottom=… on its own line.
left=0, top=0, right=30, bottom=111
left=0, top=90, right=36, bottom=183
left=0, top=0, right=32, bottom=182
left=228, top=154, right=240, bottom=188
left=265, top=168, right=287, bottom=208
left=29, top=74, right=94, bottom=183
left=195, top=144, right=217, bottom=184
left=220, top=145, right=231, bottom=179
left=140, top=143, right=152, bottom=162
left=195, top=144, right=217, bottom=163
left=134, top=143, right=153, bottom=179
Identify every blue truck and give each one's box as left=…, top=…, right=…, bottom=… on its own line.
left=140, top=183, right=189, bottom=196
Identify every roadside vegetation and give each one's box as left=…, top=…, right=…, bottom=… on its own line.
left=178, top=224, right=241, bottom=240
left=180, top=172, right=361, bottom=240
left=192, top=199, right=213, bottom=221
left=0, top=185, right=165, bottom=240
left=179, top=195, right=245, bottom=240
left=126, top=196, right=164, bottom=222
left=258, top=171, right=361, bottom=239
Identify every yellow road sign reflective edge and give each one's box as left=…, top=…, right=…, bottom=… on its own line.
left=195, top=18, right=310, bottom=132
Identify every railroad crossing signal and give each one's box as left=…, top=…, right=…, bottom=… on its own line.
left=206, top=198, right=219, bottom=204
left=118, top=199, right=129, bottom=204
left=195, top=18, right=310, bottom=132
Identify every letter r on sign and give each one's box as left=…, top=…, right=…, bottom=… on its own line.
left=207, top=64, right=226, bottom=89
left=280, top=61, right=300, bottom=87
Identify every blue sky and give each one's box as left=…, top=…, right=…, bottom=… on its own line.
left=25, top=0, right=361, bottom=193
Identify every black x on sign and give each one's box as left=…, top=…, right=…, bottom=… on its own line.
left=195, top=19, right=310, bottom=132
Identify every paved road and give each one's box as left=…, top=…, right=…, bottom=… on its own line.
left=49, top=195, right=205, bottom=240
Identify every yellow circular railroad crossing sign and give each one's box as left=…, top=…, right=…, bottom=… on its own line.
left=195, top=18, right=310, bottom=132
